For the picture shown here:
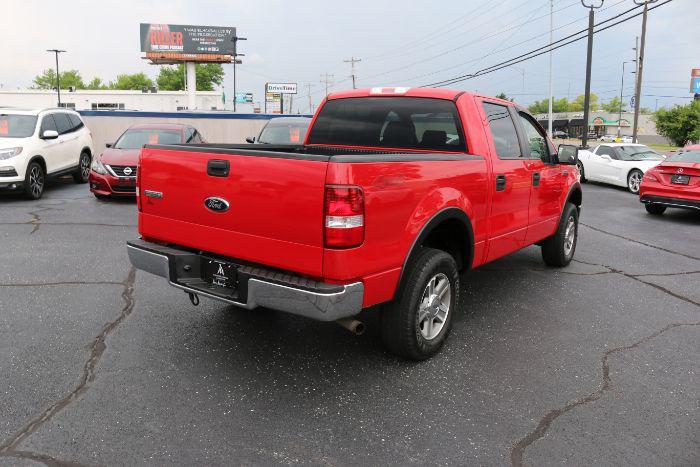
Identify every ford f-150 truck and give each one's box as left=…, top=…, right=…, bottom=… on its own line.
left=127, top=87, right=582, bottom=360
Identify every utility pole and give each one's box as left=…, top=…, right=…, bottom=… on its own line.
left=231, top=35, right=247, bottom=112
left=305, top=83, right=313, bottom=113
left=547, top=0, right=554, bottom=138
left=46, top=49, right=66, bottom=107
left=343, top=57, right=361, bottom=89
left=618, top=61, right=633, bottom=137
left=632, top=1, right=656, bottom=143
left=320, top=73, right=334, bottom=97
left=580, top=0, right=604, bottom=148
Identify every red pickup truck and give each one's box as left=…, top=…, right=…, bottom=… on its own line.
left=127, top=87, right=581, bottom=360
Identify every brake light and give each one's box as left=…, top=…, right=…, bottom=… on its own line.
left=324, top=186, right=364, bottom=248
left=645, top=168, right=660, bottom=182
left=136, top=162, right=142, bottom=211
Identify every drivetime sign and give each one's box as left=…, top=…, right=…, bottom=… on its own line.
left=266, top=83, right=297, bottom=94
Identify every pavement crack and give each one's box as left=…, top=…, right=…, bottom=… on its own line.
left=0, top=280, right=123, bottom=287
left=580, top=222, right=700, bottom=261
left=510, top=321, right=700, bottom=467
left=0, top=450, right=85, bottom=467
left=0, top=267, right=136, bottom=457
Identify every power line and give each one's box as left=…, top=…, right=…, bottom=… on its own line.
left=423, top=0, right=673, bottom=88
left=343, top=57, right=361, bottom=89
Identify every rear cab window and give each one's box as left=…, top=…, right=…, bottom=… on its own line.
left=306, top=97, right=466, bottom=152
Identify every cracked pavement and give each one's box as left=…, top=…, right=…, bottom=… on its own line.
left=0, top=178, right=698, bottom=466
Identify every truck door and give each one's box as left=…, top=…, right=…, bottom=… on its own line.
left=515, top=112, right=563, bottom=244
left=480, top=101, right=531, bottom=262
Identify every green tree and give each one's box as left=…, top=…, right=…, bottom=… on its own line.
left=157, top=63, right=225, bottom=91
left=601, top=96, right=626, bottom=113
left=495, top=92, right=514, bottom=102
left=85, top=77, right=108, bottom=90
left=32, top=69, right=85, bottom=90
left=109, top=73, right=154, bottom=90
left=527, top=97, right=570, bottom=114
left=653, top=101, right=700, bottom=146
left=568, top=93, right=599, bottom=112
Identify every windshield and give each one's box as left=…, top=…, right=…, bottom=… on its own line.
left=258, top=121, right=310, bottom=144
left=114, top=129, right=182, bottom=149
left=0, top=114, right=38, bottom=138
left=666, top=150, right=700, bottom=163
left=616, top=145, right=663, bottom=161
left=306, top=97, right=465, bottom=151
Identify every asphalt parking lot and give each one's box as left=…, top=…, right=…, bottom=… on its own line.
left=0, top=178, right=698, bottom=466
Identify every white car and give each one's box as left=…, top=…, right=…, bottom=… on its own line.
left=599, top=134, right=617, bottom=142
left=0, top=108, right=94, bottom=199
left=577, top=143, right=664, bottom=194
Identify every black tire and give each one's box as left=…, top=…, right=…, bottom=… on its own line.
left=72, top=151, right=91, bottom=183
left=576, top=161, right=587, bottom=183
left=23, top=161, right=45, bottom=200
left=381, top=248, right=460, bottom=360
left=645, top=204, right=666, bottom=215
left=541, top=202, right=578, bottom=267
left=627, top=169, right=643, bottom=194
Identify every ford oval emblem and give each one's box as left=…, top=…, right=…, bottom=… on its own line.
left=204, top=197, right=230, bottom=213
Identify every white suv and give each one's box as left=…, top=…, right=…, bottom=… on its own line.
left=0, top=108, right=94, bottom=199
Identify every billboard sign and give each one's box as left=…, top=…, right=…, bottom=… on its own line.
left=235, top=93, right=253, bottom=104
left=140, top=24, right=236, bottom=55
left=266, top=83, right=297, bottom=94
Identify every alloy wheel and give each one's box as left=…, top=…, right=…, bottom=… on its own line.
left=417, top=273, right=451, bottom=341
left=628, top=171, right=642, bottom=193
left=80, top=153, right=91, bottom=180
left=563, top=215, right=576, bottom=257
left=29, top=165, right=44, bottom=198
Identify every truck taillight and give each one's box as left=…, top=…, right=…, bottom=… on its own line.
left=136, top=164, right=142, bottom=211
left=324, top=186, right=364, bottom=248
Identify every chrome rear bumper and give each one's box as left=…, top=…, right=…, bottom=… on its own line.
left=126, top=239, right=364, bottom=321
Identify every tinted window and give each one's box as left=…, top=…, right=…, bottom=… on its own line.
left=616, top=145, right=664, bottom=161
left=39, top=115, right=58, bottom=135
left=184, top=128, right=194, bottom=143
left=482, top=102, right=520, bottom=159
left=307, top=97, right=465, bottom=151
left=114, top=129, right=182, bottom=149
left=191, top=130, right=203, bottom=144
left=68, top=113, right=84, bottom=130
left=0, top=114, right=38, bottom=138
left=666, top=150, right=700, bottom=163
left=519, top=113, right=550, bottom=161
left=596, top=146, right=617, bottom=159
left=53, top=113, right=73, bottom=134
left=259, top=120, right=310, bottom=144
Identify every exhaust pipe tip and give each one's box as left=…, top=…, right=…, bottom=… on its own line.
left=336, top=317, right=365, bottom=336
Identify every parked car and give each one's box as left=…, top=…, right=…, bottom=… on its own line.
left=619, top=135, right=634, bottom=143
left=245, top=116, right=311, bottom=144
left=577, top=143, right=664, bottom=193
left=89, top=123, right=205, bottom=199
left=0, top=108, right=93, bottom=199
left=127, top=87, right=582, bottom=360
left=599, top=134, right=617, bottom=142
left=552, top=130, right=569, bottom=139
left=639, top=148, right=700, bottom=215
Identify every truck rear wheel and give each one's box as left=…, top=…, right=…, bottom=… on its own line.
left=382, top=248, right=459, bottom=360
left=541, top=202, right=578, bottom=267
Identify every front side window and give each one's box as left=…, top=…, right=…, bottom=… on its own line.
left=0, top=114, right=38, bottom=138
left=114, top=129, right=182, bottom=149
left=67, top=114, right=84, bottom=131
left=306, top=97, right=465, bottom=151
left=596, top=146, right=617, bottom=159
left=482, top=102, right=520, bottom=159
left=39, top=115, right=57, bottom=135
left=53, top=113, right=73, bottom=134
left=518, top=113, right=550, bottom=162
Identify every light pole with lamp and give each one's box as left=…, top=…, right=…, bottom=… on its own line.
left=617, top=60, right=634, bottom=137
left=580, top=0, right=603, bottom=148
left=46, top=49, right=66, bottom=107
left=632, top=0, right=658, bottom=143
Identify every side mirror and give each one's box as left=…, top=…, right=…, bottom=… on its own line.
left=557, top=144, right=579, bottom=165
left=105, top=143, right=113, bottom=148
left=42, top=130, right=59, bottom=140
left=245, top=136, right=255, bottom=144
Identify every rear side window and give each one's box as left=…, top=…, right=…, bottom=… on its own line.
left=53, top=113, right=73, bottom=134
left=306, top=97, right=465, bottom=151
left=482, top=102, right=521, bottom=159
left=68, top=114, right=84, bottom=130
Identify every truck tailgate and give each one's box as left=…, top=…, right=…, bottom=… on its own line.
left=138, top=147, right=328, bottom=277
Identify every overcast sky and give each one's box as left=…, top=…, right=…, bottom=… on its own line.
left=1, top=0, right=697, bottom=111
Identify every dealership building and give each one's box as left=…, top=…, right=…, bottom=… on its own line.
left=0, top=89, right=226, bottom=112
left=534, top=110, right=663, bottom=143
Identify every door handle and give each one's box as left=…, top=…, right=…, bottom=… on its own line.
left=207, top=159, right=230, bottom=177
left=495, top=174, right=506, bottom=191
left=532, top=172, right=541, bottom=187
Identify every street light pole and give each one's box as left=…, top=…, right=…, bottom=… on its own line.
left=632, top=0, right=657, bottom=143
left=618, top=61, right=632, bottom=137
left=548, top=0, right=554, bottom=138
left=46, top=49, right=66, bottom=107
left=231, top=35, right=247, bottom=112
left=580, top=0, right=604, bottom=149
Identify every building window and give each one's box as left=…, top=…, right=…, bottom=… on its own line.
left=58, top=102, right=76, bottom=109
